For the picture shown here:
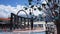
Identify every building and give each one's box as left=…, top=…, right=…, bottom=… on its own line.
left=0, top=18, right=10, bottom=24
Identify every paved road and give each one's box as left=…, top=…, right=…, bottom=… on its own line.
left=0, top=32, right=45, bottom=34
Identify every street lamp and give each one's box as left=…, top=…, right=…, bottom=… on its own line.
left=29, top=6, right=34, bottom=30
left=42, top=3, right=48, bottom=34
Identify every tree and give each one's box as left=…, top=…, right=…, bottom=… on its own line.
left=28, top=0, right=32, bottom=5
left=48, top=0, right=60, bottom=34
left=28, top=0, right=60, bottom=34
left=28, top=0, right=42, bottom=11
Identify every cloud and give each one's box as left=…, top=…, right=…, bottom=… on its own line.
left=0, top=12, right=8, bottom=18
left=0, top=4, right=44, bottom=18
left=0, top=5, right=25, bottom=18
left=41, top=0, right=47, bottom=4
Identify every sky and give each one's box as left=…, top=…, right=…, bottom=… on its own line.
left=0, top=0, right=47, bottom=18
left=0, top=0, right=28, bottom=7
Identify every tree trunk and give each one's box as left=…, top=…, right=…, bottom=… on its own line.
left=54, top=20, right=60, bottom=34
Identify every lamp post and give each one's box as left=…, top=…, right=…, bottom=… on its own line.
left=42, top=3, right=48, bottom=34
left=29, top=10, right=33, bottom=30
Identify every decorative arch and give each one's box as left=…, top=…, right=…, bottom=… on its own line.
left=17, top=10, right=28, bottom=18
